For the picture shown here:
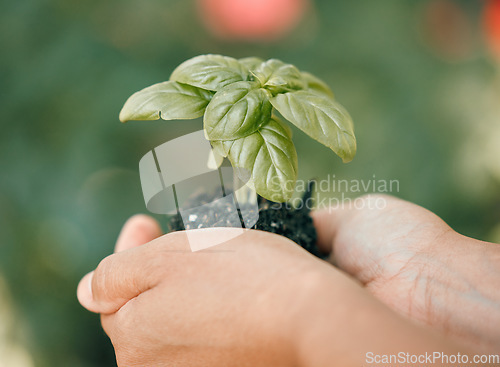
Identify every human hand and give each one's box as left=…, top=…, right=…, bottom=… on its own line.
left=312, top=195, right=500, bottom=352
left=77, top=215, right=466, bottom=367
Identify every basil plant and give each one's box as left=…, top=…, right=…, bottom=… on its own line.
left=120, top=54, right=356, bottom=202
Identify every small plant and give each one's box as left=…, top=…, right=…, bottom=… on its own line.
left=120, top=54, right=356, bottom=202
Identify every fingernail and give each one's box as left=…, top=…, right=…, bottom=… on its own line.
left=77, top=271, right=95, bottom=311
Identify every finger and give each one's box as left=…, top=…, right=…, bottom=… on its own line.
left=77, top=215, right=162, bottom=312
left=77, top=271, right=95, bottom=311
left=100, top=313, right=118, bottom=344
left=77, top=231, right=183, bottom=314
left=79, top=226, right=311, bottom=315
left=115, top=214, right=163, bottom=253
left=77, top=228, right=246, bottom=315
left=311, top=195, right=397, bottom=254
left=311, top=206, right=353, bottom=255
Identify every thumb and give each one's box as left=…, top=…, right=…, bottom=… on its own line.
left=77, top=214, right=164, bottom=313
left=311, top=195, right=393, bottom=262
left=76, top=231, right=190, bottom=314
left=115, top=214, right=163, bottom=253
left=311, top=205, right=355, bottom=256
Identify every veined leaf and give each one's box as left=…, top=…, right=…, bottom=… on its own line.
left=271, top=114, right=293, bottom=137
left=119, top=81, right=213, bottom=122
left=302, top=72, right=335, bottom=99
left=213, top=117, right=298, bottom=202
left=209, top=114, right=292, bottom=156
left=170, top=54, right=250, bottom=91
left=204, top=81, right=272, bottom=141
left=252, top=59, right=306, bottom=94
left=271, top=90, right=356, bottom=162
left=238, top=57, right=264, bottom=71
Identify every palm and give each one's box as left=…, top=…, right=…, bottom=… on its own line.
left=313, top=196, right=453, bottom=321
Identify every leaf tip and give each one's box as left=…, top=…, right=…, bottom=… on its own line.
left=341, top=155, right=354, bottom=163
left=119, top=108, right=130, bottom=123
left=340, top=138, right=357, bottom=163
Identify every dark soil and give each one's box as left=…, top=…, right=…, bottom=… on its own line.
left=167, top=181, right=326, bottom=258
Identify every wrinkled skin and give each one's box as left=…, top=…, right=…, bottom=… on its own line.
left=312, top=195, right=500, bottom=352
left=77, top=195, right=500, bottom=366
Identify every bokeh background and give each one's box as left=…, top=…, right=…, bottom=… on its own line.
left=1, top=0, right=500, bottom=365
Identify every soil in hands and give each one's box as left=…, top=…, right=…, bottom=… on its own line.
left=167, top=181, right=325, bottom=258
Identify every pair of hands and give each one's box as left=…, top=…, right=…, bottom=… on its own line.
left=77, top=195, right=500, bottom=366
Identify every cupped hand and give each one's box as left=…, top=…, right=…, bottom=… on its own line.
left=76, top=215, right=351, bottom=366
left=312, top=194, right=500, bottom=352
left=77, top=214, right=465, bottom=367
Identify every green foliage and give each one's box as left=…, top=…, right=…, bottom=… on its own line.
left=120, top=54, right=357, bottom=202
left=252, top=59, right=306, bottom=94
left=119, top=81, right=214, bottom=121
left=204, top=81, right=272, bottom=140
left=270, top=91, right=356, bottom=163
left=211, top=116, right=298, bottom=202
left=169, top=54, right=250, bottom=91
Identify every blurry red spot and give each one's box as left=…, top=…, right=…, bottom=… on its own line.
left=197, top=0, right=309, bottom=41
left=483, top=0, right=500, bottom=60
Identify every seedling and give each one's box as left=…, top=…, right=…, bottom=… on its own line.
left=120, top=54, right=356, bottom=203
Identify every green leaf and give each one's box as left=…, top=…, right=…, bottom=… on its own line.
left=270, top=91, right=356, bottom=162
left=204, top=81, right=272, bottom=141
left=301, top=72, right=335, bottom=99
left=238, top=57, right=264, bottom=71
left=209, top=115, right=293, bottom=156
left=170, top=54, right=250, bottom=91
left=119, top=81, right=213, bottom=122
left=212, top=116, right=298, bottom=202
left=252, top=59, right=306, bottom=94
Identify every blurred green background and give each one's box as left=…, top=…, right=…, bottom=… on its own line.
left=1, top=0, right=499, bottom=365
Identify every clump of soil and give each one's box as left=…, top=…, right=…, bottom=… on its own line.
left=167, top=181, right=325, bottom=258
